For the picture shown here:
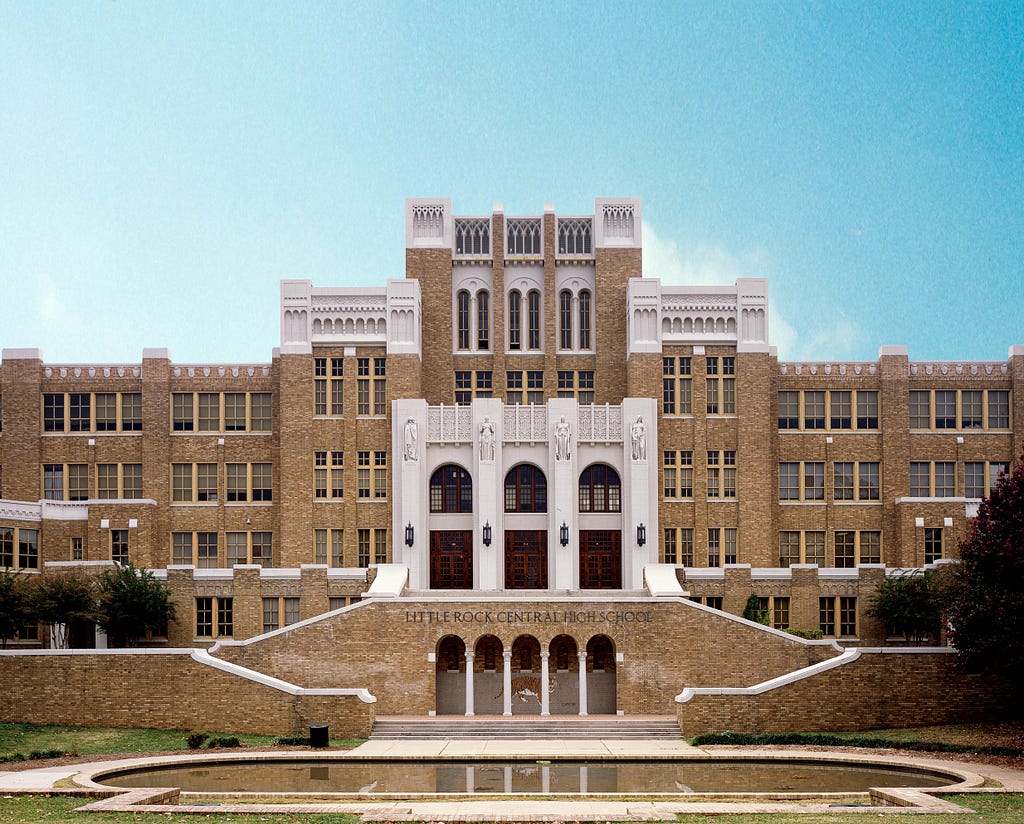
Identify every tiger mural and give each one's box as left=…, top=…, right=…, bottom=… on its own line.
left=495, top=675, right=556, bottom=705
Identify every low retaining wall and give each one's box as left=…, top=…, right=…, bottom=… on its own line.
left=0, top=649, right=375, bottom=738
left=676, top=647, right=1008, bottom=735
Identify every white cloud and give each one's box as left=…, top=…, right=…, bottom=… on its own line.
left=640, top=220, right=866, bottom=362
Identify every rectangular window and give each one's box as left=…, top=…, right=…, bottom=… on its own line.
left=198, top=393, right=219, bottom=431
left=961, top=390, right=983, bottom=429
left=315, top=377, right=327, bottom=415
left=779, top=462, right=799, bottom=500
left=95, top=393, right=117, bottom=431
left=173, top=393, right=195, bottom=431
left=965, top=462, right=985, bottom=499
left=69, top=393, right=90, bottom=431
left=71, top=536, right=83, bottom=560
left=934, top=390, right=956, bottom=429
left=357, top=529, right=370, bottom=568
left=251, top=393, right=273, bottom=431
left=910, top=462, right=930, bottom=497
left=925, top=527, right=943, bottom=564
left=196, top=463, right=217, bottom=502
left=722, top=377, right=735, bottom=414
left=314, top=465, right=327, bottom=499
left=195, top=597, right=213, bottom=637
left=374, top=358, right=387, bottom=414
left=988, top=390, right=1009, bottom=428
left=227, top=463, right=247, bottom=502
left=662, top=528, right=677, bottom=564
left=856, top=390, right=879, bottom=429
left=909, top=390, right=931, bottom=428
left=43, top=464, right=64, bottom=500
left=252, top=532, right=272, bottom=566
left=706, top=378, right=719, bottom=414
left=835, top=531, right=855, bottom=568
left=662, top=450, right=693, bottom=498
left=314, top=529, right=328, bottom=565
left=707, top=528, right=720, bottom=567
left=2, top=528, right=39, bottom=570
left=803, top=391, right=825, bottom=429
left=375, top=528, right=388, bottom=564
left=772, top=597, right=790, bottom=630
left=578, top=371, right=594, bottom=404
left=506, top=370, right=523, bottom=405
left=806, top=531, right=825, bottom=565
left=43, top=393, right=64, bottom=432
left=262, top=598, right=278, bottom=632
left=455, top=371, right=472, bottom=405
left=860, top=531, right=881, bottom=564
left=331, top=528, right=344, bottom=567
left=833, top=462, right=854, bottom=500
left=224, top=393, right=246, bottom=431
left=803, top=461, right=823, bottom=500
left=779, top=532, right=800, bottom=566
left=252, top=463, right=272, bottom=501
left=358, top=452, right=370, bottom=498
left=227, top=532, right=247, bottom=566
left=123, top=464, right=142, bottom=498
left=172, top=532, right=192, bottom=565
left=121, top=393, right=142, bottom=431
left=331, top=452, right=344, bottom=498
left=217, top=597, right=233, bottom=637
left=196, top=532, right=218, bottom=568
left=819, top=597, right=835, bottom=637
left=934, top=461, right=955, bottom=497
left=196, top=596, right=233, bottom=638
left=840, top=596, right=857, bottom=636
left=830, top=391, right=851, bottom=429
left=858, top=462, right=880, bottom=500
left=68, top=464, right=88, bottom=501
left=374, top=451, right=387, bottom=499
left=778, top=391, right=799, bottom=429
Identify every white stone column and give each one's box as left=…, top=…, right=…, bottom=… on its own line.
left=464, top=650, right=475, bottom=716
left=577, top=650, right=588, bottom=716
left=540, top=651, right=551, bottom=716
left=502, top=650, right=513, bottom=716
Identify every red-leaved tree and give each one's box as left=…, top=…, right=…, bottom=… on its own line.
left=945, top=444, right=1024, bottom=689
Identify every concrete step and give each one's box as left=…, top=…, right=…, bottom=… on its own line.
left=369, top=716, right=681, bottom=740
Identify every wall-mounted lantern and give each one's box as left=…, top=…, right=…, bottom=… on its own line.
left=637, top=523, right=647, bottom=547
left=482, top=521, right=492, bottom=547
left=560, top=522, right=569, bottom=547
left=405, top=522, right=415, bottom=547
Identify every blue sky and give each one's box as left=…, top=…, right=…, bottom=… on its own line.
left=2, top=2, right=1021, bottom=364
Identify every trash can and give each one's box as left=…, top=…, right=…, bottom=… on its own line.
left=309, top=724, right=329, bottom=748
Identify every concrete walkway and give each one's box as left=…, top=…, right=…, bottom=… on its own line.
left=1, top=740, right=1022, bottom=821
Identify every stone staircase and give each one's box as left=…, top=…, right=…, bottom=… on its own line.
left=369, top=715, right=681, bottom=740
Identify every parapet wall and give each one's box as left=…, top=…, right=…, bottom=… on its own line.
left=0, top=649, right=375, bottom=738
left=676, top=648, right=1007, bottom=735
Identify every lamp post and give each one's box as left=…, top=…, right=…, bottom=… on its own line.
left=636, top=523, right=646, bottom=547
left=560, top=522, right=569, bottom=547
left=482, top=521, right=492, bottom=546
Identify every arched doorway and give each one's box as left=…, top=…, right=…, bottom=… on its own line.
left=586, top=634, right=617, bottom=714
left=435, top=635, right=465, bottom=715
left=548, top=634, right=579, bottom=714
left=473, top=634, right=504, bottom=715
left=499, top=635, right=545, bottom=715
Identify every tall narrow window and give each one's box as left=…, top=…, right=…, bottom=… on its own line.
left=456, top=290, right=470, bottom=350
left=527, top=290, right=541, bottom=350
left=559, top=290, right=572, bottom=349
left=476, top=290, right=489, bottom=350
left=508, top=290, right=521, bottom=350
left=578, top=290, right=591, bottom=349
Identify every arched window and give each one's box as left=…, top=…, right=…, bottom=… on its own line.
left=578, top=289, right=592, bottom=349
left=579, top=464, right=621, bottom=512
left=504, top=464, right=547, bottom=513
left=476, top=290, right=489, bottom=350
left=559, top=290, right=572, bottom=350
left=527, top=290, right=541, bottom=350
left=508, top=290, right=521, bottom=350
left=456, top=291, right=470, bottom=350
left=430, top=465, right=473, bottom=513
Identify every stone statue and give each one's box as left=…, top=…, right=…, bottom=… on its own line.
left=631, top=415, right=647, bottom=461
left=555, top=415, right=571, bottom=461
left=479, top=415, right=495, bottom=461
left=403, top=417, right=418, bottom=461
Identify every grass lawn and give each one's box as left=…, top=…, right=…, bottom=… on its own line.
left=0, top=722, right=362, bottom=759
left=0, top=794, right=1023, bottom=823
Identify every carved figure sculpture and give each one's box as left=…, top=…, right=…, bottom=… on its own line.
left=555, top=416, right=571, bottom=461
left=479, top=415, right=495, bottom=461
left=631, top=415, right=647, bottom=461
left=403, top=417, right=418, bottom=461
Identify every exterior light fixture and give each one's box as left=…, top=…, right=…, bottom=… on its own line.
left=560, top=522, right=569, bottom=547
left=637, top=523, right=646, bottom=547
left=482, top=521, right=492, bottom=546
left=405, top=522, right=414, bottom=547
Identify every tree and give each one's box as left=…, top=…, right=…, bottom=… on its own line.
left=867, top=569, right=944, bottom=644
left=28, top=569, right=97, bottom=649
left=95, top=562, right=176, bottom=647
left=946, top=445, right=1024, bottom=685
left=0, top=570, right=33, bottom=649
left=742, top=593, right=769, bottom=626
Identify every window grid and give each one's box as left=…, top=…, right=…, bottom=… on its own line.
left=909, top=389, right=1011, bottom=430
left=662, top=356, right=693, bottom=415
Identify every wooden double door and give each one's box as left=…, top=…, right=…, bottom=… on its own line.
left=504, top=530, right=548, bottom=589
left=429, top=530, right=473, bottom=589
left=579, top=530, right=621, bottom=589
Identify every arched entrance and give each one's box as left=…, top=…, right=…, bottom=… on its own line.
left=547, top=634, right=579, bottom=714
left=472, top=634, right=504, bottom=715
left=586, top=634, right=617, bottom=714
left=435, top=635, right=466, bottom=715
left=496, top=635, right=546, bottom=715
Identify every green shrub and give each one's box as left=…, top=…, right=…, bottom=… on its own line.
left=273, top=735, right=312, bottom=746
left=786, top=628, right=824, bottom=639
left=688, top=730, right=1022, bottom=757
left=185, top=731, right=209, bottom=749
left=205, top=736, right=241, bottom=748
